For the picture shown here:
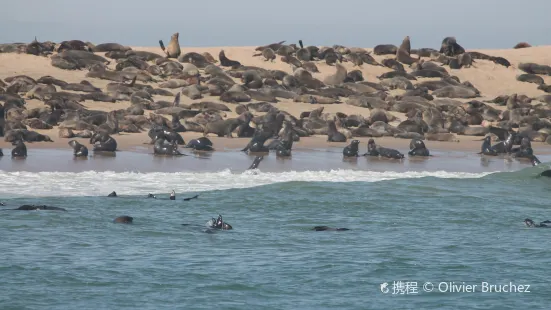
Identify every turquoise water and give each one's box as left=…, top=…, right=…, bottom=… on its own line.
left=1, top=162, right=551, bottom=309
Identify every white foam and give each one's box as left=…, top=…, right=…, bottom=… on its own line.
left=0, top=169, right=495, bottom=198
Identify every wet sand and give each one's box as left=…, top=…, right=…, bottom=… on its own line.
left=0, top=147, right=549, bottom=174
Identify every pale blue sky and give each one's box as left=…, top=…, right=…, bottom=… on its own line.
left=2, top=0, right=550, bottom=49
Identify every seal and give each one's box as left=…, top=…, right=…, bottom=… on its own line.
left=170, top=190, right=176, bottom=200
left=530, top=155, right=551, bottom=177
left=511, top=137, right=534, bottom=159
left=242, top=129, right=272, bottom=153
left=248, top=155, right=264, bottom=170
left=364, top=139, right=404, bottom=159
left=343, top=140, right=360, bottom=157
left=479, top=136, right=498, bottom=156
left=114, top=216, right=133, bottom=224
left=184, top=137, right=214, bottom=151
left=524, top=218, right=551, bottom=228
left=408, top=139, right=430, bottom=156
left=396, top=36, right=420, bottom=65
left=219, top=50, right=241, bottom=68
left=11, top=140, right=27, bottom=158
left=159, top=33, right=181, bottom=58
left=90, top=132, right=117, bottom=152
left=154, top=137, right=184, bottom=156
left=208, top=214, right=233, bottom=230
left=108, top=191, right=117, bottom=197
left=327, top=120, right=347, bottom=142
left=312, top=226, right=350, bottom=231
left=68, top=140, right=88, bottom=157
left=8, top=205, right=67, bottom=211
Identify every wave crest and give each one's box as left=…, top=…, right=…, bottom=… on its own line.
left=0, top=169, right=494, bottom=198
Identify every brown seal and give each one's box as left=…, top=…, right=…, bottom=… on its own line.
left=396, top=36, right=420, bottom=65
left=514, top=42, right=531, bottom=49
left=159, top=33, right=181, bottom=58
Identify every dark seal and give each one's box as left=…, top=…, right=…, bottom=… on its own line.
left=114, top=216, right=133, bottom=224
left=408, top=139, right=430, bottom=156
left=343, top=140, right=360, bottom=157
left=68, top=140, right=88, bottom=157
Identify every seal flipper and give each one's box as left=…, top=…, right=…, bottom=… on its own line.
left=248, top=155, right=264, bottom=170
left=159, top=40, right=167, bottom=55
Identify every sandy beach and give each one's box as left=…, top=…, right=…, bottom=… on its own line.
left=2, top=42, right=551, bottom=162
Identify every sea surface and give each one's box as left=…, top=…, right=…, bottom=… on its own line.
left=1, top=149, right=551, bottom=310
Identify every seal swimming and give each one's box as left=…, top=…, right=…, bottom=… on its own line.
left=7, top=205, right=67, bottom=211
left=114, top=216, right=133, bottom=224
left=208, top=214, right=233, bottom=230
left=312, top=226, right=350, bottom=231
left=524, top=218, right=551, bottom=228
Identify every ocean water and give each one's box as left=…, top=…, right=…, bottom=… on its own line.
left=1, top=150, right=551, bottom=309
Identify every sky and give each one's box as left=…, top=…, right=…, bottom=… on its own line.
left=2, top=0, right=551, bottom=49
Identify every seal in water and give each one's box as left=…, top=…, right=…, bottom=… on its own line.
left=108, top=191, right=117, bottom=197
left=159, top=33, right=181, bottom=58
left=529, top=155, right=551, bottom=177
left=154, top=137, right=184, bottom=156
left=364, top=139, right=404, bottom=159
left=114, top=216, right=133, bottom=224
left=0, top=149, right=3, bottom=156
left=343, top=140, right=360, bottom=157
left=248, top=155, right=264, bottom=170
left=479, top=136, right=498, bottom=156
left=68, top=140, right=88, bottom=157
left=408, top=139, right=430, bottom=156
left=208, top=214, right=233, bottom=230
left=147, top=193, right=157, bottom=199
left=170, top=190, right=176, bottom=200
left=183, top=195, right=199, bottom=201
left=312, top=226, right=350, bottom=231
left=11, top=140, right=27, bottom=158
left=524, top=218, right=551, bottom=228
left=184, top=137, right=214, bottom=151
left=242, top=129, right=272, bottom=153
left=90, top=132, right=117, bottom=152
left=9, top=205, right=67, bottom=211
left=510, top=137, right=533, bottom=159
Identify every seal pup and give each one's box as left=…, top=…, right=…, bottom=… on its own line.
left=108, top=191, right=117, bottom=197
left=524, top=218, right=551, bottom=228
left=114, top=216, right=133, bottom=224
left=312, top=226, right=350, bottom=231
left=343, top=140, right=360, bottom=157
left=248, top=155, right=264, bottom=170
left=408, top=139, right=430, bottom=156
left=364, top=139, right=404, bottom=159
left=68, top=140, right=88, bottom=157
left=170, top=190, right=176, bottom=200
left=159, top=33, right=181, bottom=58
left=11, top=140, right=27, bottom=158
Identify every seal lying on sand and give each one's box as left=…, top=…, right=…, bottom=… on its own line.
left=364, top=139, right=404, bottom=159
left=408, top=139, right=430, bottom=156
left=208, top=214, right=233, bottom=230
left=114, top=216, right=133, bottom=224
